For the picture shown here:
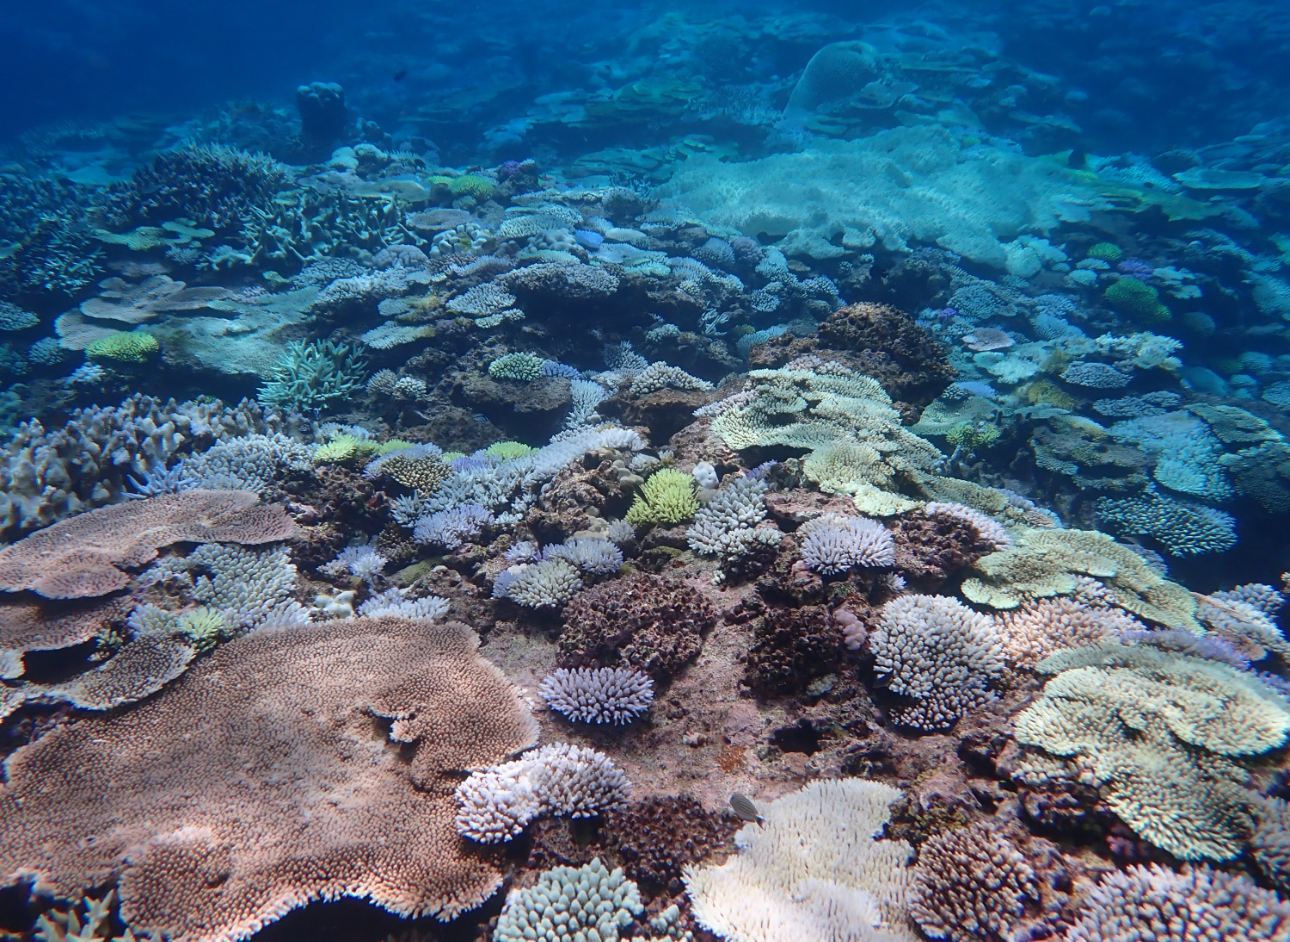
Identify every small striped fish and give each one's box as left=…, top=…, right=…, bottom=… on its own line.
left=729, top=792, right=765, bottom=826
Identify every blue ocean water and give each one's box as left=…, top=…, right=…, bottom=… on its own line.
left=2, top=1, right=1290, bottom=940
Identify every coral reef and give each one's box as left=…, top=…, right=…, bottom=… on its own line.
left=0, top=618, right=539, bottom=941
left=0, top=490, right=294, bottom=599
left=7, top=13, right=1290, bottom=942
left=558, top=574, right=715, bottom=683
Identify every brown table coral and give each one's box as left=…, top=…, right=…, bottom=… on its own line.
left=0, top=616, right=538, bottom=942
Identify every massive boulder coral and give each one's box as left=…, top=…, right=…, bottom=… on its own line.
left=0, top=490, right=296, bottom=599
left=656, top=125, right=1102, bottom=267
left=558, top=573, right=715, bottom=683
left=815, top=302, right=955, bottom=415
left=0, top=617, right=539, bottom=942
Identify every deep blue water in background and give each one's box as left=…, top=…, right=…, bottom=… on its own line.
left=7, top=0, right=1290, bottom=155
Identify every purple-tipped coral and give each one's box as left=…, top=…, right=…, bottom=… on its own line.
left=798, top=513, right=895, bottom=575
left=1067, top=864, right=1290, bottom=941
left=539, top=667, right=654, bottom=724
left=412, top=504, right=492, bottom=549
left=542, top=538, right=624, bottom=576
left=454, top=743, right=630, bottom=843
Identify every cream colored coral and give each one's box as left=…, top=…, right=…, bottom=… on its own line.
left=1014, top=639, right=1289, bottom=859
left=710, top=366, right=941, bottom=516
left=996, top=596, right=1143, bottom=668
left=962, top=526, right=1200, bottom=631
left=683, top=779, right=918, bottom=942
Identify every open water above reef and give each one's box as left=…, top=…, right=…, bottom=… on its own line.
left=3, top=2, right=1290, bottom=942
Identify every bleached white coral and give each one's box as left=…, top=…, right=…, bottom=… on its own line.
left=539, top=667, right=654, bottom=724
left=321, top=543, right=388, bottom=584
left=922, top=501, right=1012, bottom=550
left=455, top=743, right=630, bottom=842
left=356, top=587, right=450, bottom=620
left=683, top=779, right=916, bottom=942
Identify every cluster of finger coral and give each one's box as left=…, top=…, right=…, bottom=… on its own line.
left=798, top=512, right=895, bottom=574
left=454, top=743, right=630, bottom=843
left=539, top=667, right=655, bottom=724
left=686, top=470, right=779, bottom=566
left=1066, top=864, right=1290, bottom=941
left=603, top=796, right=738, bottom=893
left=744, top=605, right=847, bottom=696
left=908, top=823, right=1039, bottom=942
left=493, top=859, right=642, bottom=942
left=869, top=593, right=1005, bottom=730
left=495, top=558, right=584, bottom=608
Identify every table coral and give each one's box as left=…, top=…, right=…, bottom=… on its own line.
left=0, top=618, right=540, bottom=942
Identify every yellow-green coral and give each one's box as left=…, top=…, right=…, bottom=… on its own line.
left=945, top=421, right=1001, bottom=450
left=450, top=174, right=496, bottom=200
left=625, top=467, right=699, bottom=525
left=1105, top=277, right=1170, bottom=323
left=715, top=366, right=942, bottom=516
left=1086, top=241, right=1123, bottom=262
left=1024, top=379, right=1076, bottom=411
left=486, top=441, right=537, bottom=460
left=174, top=607, right=229, bottom=653
left=962, top=526, right=1200, bottom=630
left=86, top=331, right=159, bottom=363
left=313, top=433, right=380, bottom=463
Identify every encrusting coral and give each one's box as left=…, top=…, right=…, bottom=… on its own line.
left=558, top=573, right=715, bottom=683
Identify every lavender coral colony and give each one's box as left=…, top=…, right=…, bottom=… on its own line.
left=5, top=5, right=1290, bottom=942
